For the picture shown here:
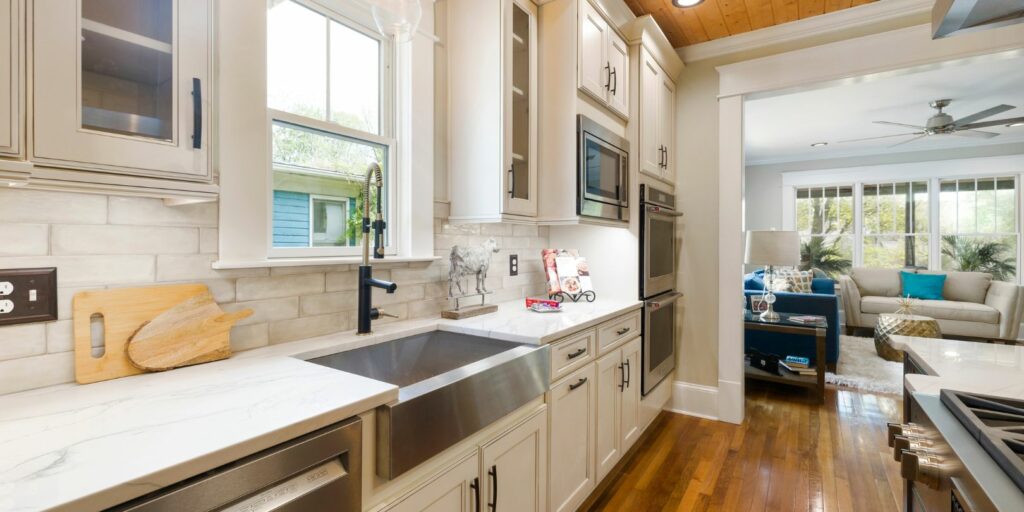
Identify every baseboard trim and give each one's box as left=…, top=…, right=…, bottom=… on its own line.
left=667, top=381, right=719, bottom=420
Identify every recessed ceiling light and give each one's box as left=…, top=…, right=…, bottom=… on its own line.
left=1007, top=122, right=1024, bottom=128
left=810, top=142, right=828, bottom=147
left=673, top=0, right=704, bottom=7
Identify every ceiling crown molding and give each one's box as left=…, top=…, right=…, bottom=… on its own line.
left=677, top=0, right=933, bottom=63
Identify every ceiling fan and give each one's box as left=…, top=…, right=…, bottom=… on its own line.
left=837, top=99, right=1024, bottom=147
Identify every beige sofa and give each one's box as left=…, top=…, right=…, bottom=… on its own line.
left=839, top=268, right=1024, bottom=341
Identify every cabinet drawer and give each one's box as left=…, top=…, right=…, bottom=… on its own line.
left=597, top=310, right=640, bottom=354
left=550, top=329, right=595, bottom=382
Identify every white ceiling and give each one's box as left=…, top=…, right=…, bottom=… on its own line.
left=744, top=54, right=1024, bottom=166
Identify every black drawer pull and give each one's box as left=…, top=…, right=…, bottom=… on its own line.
left=616, top=327, right=630, bottom=336
left=488, top=465, right=497, bottom=511
left=569, top=377, right=588, bottom=391
left=566, top=347, right=586, bottom=360
left=191, top=78, right=202, bottom=149
left=471, top=477, right=480, bottom=512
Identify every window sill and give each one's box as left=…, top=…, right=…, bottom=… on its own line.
left=212, top=255, right=441, bottom=270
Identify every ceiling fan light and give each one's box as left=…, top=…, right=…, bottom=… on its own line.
left=810, top=142, right=828, bottom=147
left=673, top=0, right=704, bottom=7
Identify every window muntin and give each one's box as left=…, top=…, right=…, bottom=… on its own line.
left=862, top=181, right=929, bottom=270
left=795, top=186, right=853, bottom=277
left=939, top=177, right=1017, bottom=281
left=267, top=0, right=393, bottom=256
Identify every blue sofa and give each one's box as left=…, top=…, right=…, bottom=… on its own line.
left=744, top=270, right=841, bottom=370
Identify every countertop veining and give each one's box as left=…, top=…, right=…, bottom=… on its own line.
left=0, top=298, right=641, bottom=511
left=887, top=335, right=1024, bottom=399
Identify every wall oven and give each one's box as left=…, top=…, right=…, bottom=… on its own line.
left=577, top=115, right=629, bottom=222
left=642, top=290, right=682, bottom=396
left=640, top=184, right=681, bottom=298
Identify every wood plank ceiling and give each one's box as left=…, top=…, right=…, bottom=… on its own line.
left=624, top=0, right=877, bottom=48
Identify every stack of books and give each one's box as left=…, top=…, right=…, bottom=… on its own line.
left=779, top=355, right=817, bottom=376
left=787, top=315, right=825, bottom=325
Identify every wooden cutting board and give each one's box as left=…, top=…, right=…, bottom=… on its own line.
left=73, top=284, right=212, bottom=384
left=127, top=291, right=251, bottom=371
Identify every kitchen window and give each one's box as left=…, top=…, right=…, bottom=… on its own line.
left=267, top=0, right=393, bottom=257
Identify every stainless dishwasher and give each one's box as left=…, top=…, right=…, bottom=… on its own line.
left=110, top=417, right=362, bottom=512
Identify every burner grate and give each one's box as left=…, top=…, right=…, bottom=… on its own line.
left=941, top=389, right=1024, bottom=494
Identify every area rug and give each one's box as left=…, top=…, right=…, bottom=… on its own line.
left=825, top=335, right=903, bottom=395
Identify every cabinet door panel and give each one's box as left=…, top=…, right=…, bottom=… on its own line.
left=384, top=453, right=479, bottom=512
left=0, top=0, right=18, bottom=155
left=620, top=337, right=642, bottom=450
left=549, top=365, right=596, bottom=512
left=595, top=350, right=621, bottom=481
left=606, top=30, right=629, bottom=119
left=504, top=0, right=537, bottom=217
left=659, top=73, right=676, bottom=184
left=482, top=407, right=547, bottom=512
left=577, top=0, right=607, bottom=102
left=33, top=0, right=209, bottom=180
left=638, top=50, right=661, bottom=179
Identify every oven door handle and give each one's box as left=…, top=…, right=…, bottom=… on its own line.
left=645, top=292, right=683, bottom=309
left=646, top=205, right=683, bottom=217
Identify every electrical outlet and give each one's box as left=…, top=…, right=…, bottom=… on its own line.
left=509, top=254, right=519, bottom=276
left=0, top=268, right=58, bottom=326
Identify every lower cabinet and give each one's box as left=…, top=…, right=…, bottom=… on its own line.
left=548, top=364, right=596, bottom=512
left=383, top=453, right=480, bottom=512
left=595, top=337, right=642, bottom=482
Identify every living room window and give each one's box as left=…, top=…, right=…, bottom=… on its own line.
left=939, top=177, right=1017, bottom=281
left=862, top=181, right=929, bottom=270
left=267, top=0, right=393, bottom=256
left=795, top=186, right=854, bottom=277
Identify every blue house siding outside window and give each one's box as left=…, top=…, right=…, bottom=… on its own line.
left=273, top=190, right=310, bottom=247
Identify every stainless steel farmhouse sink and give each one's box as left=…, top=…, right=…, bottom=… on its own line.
left=308, top=331, right=550, bottom=479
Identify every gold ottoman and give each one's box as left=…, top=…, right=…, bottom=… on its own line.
left=874, top=314, right=942, bottom=361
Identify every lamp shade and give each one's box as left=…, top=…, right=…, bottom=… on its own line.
left=744, top=230, right=800, bottom=266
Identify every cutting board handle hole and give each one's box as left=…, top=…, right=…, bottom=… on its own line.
left=90, top=313, right=106, bottom=358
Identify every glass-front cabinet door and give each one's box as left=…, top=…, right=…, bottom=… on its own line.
left=0, top=0, right=20, bottom=157
left=32, top=0, right=210, bottom=181
left=502, top=0, right=537, bottom=217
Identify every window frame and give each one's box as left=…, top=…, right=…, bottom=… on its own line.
left=266, top=0, right=397, bottom=259
left=938, top=175, right=1019, bottom=276
left=860, top=180, right=930, bottom=270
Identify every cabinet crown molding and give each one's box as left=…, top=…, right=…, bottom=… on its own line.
left=622, top=15, right=684, bottom=79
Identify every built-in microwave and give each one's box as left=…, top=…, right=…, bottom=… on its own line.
left=577, top=115, right=629, bottom=222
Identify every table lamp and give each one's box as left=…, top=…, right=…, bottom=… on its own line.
left=744, top=230, right=800, bottom=322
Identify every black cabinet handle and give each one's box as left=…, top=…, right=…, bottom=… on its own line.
left=471, top=477, right=481, bottom=512
left=507, top=167, right=514, bottom=198
left=610, top=67, right=617, bottom=95
left=618, top=363, right=625, bottom=392
left=616, top=327, right=630, bottom=336
left=624, top=359, right=631, bottom=388
left=663, top=147, right=668, bottom=169
left=657, top=145, right=664, bottom=167
left=604, top=62, right=611, bottom=90
left=488, top=465, right=497, bottom=511
left=569, top=377, right=588, bottom=391
left=566, top=347, right=586, bottom=360
left=191, top=78, right=202, bottom=149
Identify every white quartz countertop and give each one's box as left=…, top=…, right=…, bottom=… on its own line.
left=0, top=298, right=639, bottom=511
left=888, top=335, right=1024, bottom=399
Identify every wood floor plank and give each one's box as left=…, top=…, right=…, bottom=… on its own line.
left=587, top=383, right=903, bottom=511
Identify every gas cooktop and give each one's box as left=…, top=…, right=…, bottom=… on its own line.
left=941, top=389, right=1024, bottom=493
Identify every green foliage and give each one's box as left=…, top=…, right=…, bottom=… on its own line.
left=800, top=237, right=852, bottom=278
left=940, top=236, right=1016, bottom=281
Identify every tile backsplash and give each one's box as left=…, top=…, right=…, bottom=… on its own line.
left=0, top=189, right=549, bottom=395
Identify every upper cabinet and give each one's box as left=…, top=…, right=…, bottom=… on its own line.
left=0, top=0, right=22, bottom=158
left=577, top=0, right=628, bottom=119
left=32, top=0, right=211, bottom=182
left=639, top=48, right=675, bottom=185
left=449, top=0, right=538, bottom=223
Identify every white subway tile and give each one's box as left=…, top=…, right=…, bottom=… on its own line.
left=0, top=189, right=106, bottom=224
left=272, top=264, right=350, bottom=277
left=0, top=352, right=75, bottom=395
left=236, top=273, right=324, bottom=301
left=230, top=323, right=269, bottom=352
left=199, top=228, right=218, bottom=254
left=156, top=254, right=268, bottom=281
left=372, top=284, right=425, bottom=305
left=58, top=287, right=98, bottom=319
left=223, top=297, right=299, bottom=326
left=45, top=320, right=73, bottom=353
left=408, top=298, right=449, bottom=319
left=0, top=323, right=46, bottom=361
left=52, top=225, right=199, bottom=255
left=300, top=292, right=359, bottom=316
left=108, top=197, right=217, bottom=227
left=512, top=224, right=538, bottom=237
left=0, top=224, right=48, bottom=256
left=479, top=224, right=511, bottom=236
left=268, top=313, right=353, bottom=344
left=0, top=255, right=155, bottom=287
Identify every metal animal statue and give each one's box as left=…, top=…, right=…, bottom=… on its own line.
left=449, top=238, right=500, bottom=297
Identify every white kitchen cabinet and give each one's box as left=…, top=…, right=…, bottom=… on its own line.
left=577, top=0, right=629, bottom=119
left=32, top=0, right=210, bottom=181
left=638, top=47, right=676, bottom=185
left=0, top=0, right=21, bottom=157
left=595, top=336, right=643, bottom=481
left=481, top=407, right=548, bottom=512
left=383, top=454, right=480, bottom=512
left=548, top=364, right=596, bottom=512
left=449, top=0, right=538, bottom=222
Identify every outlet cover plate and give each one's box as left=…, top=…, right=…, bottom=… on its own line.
left=0, top=268, right=58, bottom=326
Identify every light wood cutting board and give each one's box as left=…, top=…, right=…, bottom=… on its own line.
left=73, top=284, right=210, bottom=384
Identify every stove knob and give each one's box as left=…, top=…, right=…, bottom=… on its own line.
left=893, top=435, right=911, bottom=461
left=901, top=450, right=942, bottom=489
left=887, top=422, right=902, bottom=447
left=887, top=422, right=923, bottom=448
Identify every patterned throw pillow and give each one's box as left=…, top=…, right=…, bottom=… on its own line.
left=776, top=269, right=813, bottom=293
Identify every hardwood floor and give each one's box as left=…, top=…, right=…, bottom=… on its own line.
left=586, top=381, right=904, bottom=512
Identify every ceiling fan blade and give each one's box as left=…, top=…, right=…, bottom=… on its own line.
left=953, top=104, right=1016, bottom=126
left=888, top=134, right=927, bottom=148
left=837, top=132, right=924, bottom=144
left=874, top=121, right=927, bottom=130
left=959, top=116, right=1024, bottom=130
left=952, top=129, right=999, bottom=139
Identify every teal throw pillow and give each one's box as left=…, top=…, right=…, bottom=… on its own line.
left=901, top=271, right=945, bottom=300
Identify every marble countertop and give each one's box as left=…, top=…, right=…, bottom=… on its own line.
left=887, top=335, right=1024, bottom=399
left=0, top=298, right=640, bottom=511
